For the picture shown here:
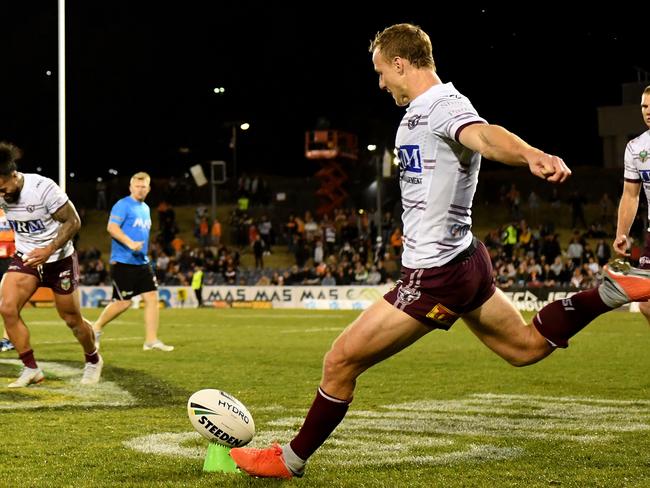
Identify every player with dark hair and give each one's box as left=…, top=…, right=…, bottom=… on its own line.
left=230, top=24, right=650, bottom=478
left=0, top=141, right=102, bottom=387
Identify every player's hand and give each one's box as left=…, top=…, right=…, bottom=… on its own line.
left=128, top=241, right=144, bottom=252
left=23, top=245, right=54, bottom=267
left=529, top=153, right=571, bottom=183
left=613, top=234, right=630, bottom=256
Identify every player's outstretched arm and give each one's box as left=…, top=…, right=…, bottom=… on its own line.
left=458, top=123, right=571, bottom=183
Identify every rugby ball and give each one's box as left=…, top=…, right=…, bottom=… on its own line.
left=187, top=389, right=255, bottom=447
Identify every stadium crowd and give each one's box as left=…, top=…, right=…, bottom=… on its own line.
left=75, top=195, right=642, bottom=292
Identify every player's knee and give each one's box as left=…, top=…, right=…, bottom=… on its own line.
left=503, top=348, right=546, bottom=367
left=59, top=311, right=82, bottom=329
left=322, top=347, right=355, bottom=380
left=0, top=302, right=19, bottom=321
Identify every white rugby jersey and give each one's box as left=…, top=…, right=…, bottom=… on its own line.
left=0, top=173, right=74, bottom=262
left=396, top=82, right=486, bottom=268
left=622, top=130, right=650, bottom=226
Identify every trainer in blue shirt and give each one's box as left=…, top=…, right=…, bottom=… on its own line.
left=92, top=172, right=173, bottom=352
left=109, top=193, right=151, bottom=264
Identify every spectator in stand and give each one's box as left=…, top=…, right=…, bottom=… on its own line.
left=599, top=193, right=614, bottom=224
left=321, top=270, right=336, bottom=286
left=567, top=236, right=584, bottom=267
left=191, top=265, right=204, bottom=307
left=542, top=263, right=557, bottom=287
left=198, top=216, right=210, bottom=247
left=527, top=190, right=540, bottom=225
left=253, top=235, right=265, bottom=269
left=389, top=227, right=402, bottom=257
left=540, top=233, right=562, bottom=263
left=258, top=215, right=272, bottom=253
left=224, top=264, right=237, bottom=285
left=313, top=239, right=324, bottom=265
left=211, top=218, right=222, bottom=247
left=366, top=265, right=382, bottom=285
left=353, top=262, right=368, bottom=284
left=373, top=236, right=386, bottom=264
left=568, top=191, right=587, bottom=229
left=322, top=215, right=337, bottom=257
left=570, top=268, right=584, bottom=288
left=595, top=239, right=611, bottom=267
left=506, top=183, right=522, bottom=220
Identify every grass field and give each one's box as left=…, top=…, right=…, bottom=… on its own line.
left=1, top=307, right=650, bottom=487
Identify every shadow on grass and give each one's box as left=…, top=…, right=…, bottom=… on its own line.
left=0, top=361, right=189, bottom=410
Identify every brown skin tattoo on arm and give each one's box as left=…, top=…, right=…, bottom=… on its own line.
left=49, top=201, right=81, bottom=252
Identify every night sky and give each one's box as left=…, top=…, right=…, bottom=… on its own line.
left=1, top=4, right=647, bottom=181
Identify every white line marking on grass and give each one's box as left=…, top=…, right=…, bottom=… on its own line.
left=27, top=320, right=141, bottom=326
left=163, top=313, right=350, bottom=325
left=280, top=327, right=344, bottom=334
left=123, top=432, right=205, bottom=459
left=38, top=336, right=141, bottom=345
left=123, top=393, right=650, bottom=468
left=0, top=359, right=135, bottom=409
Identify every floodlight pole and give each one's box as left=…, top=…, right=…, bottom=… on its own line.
left=375, top=152, right=383, bottom=239
left=231, top=125, right=238, bottom=185
left=210, top=162, right=217, bottom=224
left=58, top=0, right=66, bottom=191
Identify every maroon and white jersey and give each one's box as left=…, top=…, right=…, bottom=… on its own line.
left=0, top=173, right=73, bottom=262
left=395, top=82, right=486, bottom=268
left=622, top=130, right=650, bottom=225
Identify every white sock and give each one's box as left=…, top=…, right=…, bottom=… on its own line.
left=282, top=444, right=306, bottom=476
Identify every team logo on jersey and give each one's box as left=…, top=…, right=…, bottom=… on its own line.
left=426, top=303, right=459, bottom=327
left=60, top=277, right=71, bottom=291
left=640, top=150, right=649, bottom=163
left=8, top=219, right=46, bottom=234
left=450, top=223, right=471, bottom=237
left=397, top=145, right=422, bottom=173
left=407, top=114, right=422, bottom=130
left=396, top=284, right=421, bottom=305
left=26, top=205, right=35, bottom=213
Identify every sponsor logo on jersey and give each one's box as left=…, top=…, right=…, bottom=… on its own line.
left=132, top=218, right=152, bottom=229
left=638, top=169, right=650, bottom=182
left=407, top=114, right=422, bottom=130
left=398, top=145, right=422, bottom=174
left=26, top=205, right=35, bottom=213
left=8, top=219, right=46, bottom=234
left=400, top=175, right=423, bottom=184
left=426, top=303, right=459, bottom=327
